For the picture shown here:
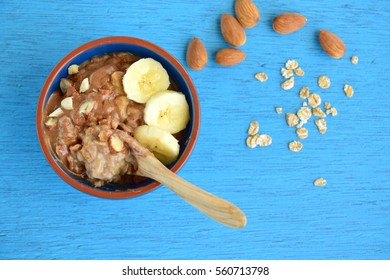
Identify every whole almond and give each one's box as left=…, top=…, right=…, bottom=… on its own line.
left=215, top=48, right=246, bottom=66
left=318, top=30, right=346, bottom=59
left=235, top=0, right=260, bottom=28
left=186, top=37, right=208, bottom=70
left=272, top=13, right=307, bottom=34
left=220, top=14, right=246, bottom=47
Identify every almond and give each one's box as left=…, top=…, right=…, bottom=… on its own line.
left=235, top=0, right=260, bottom=28
left=215, top=48, right=246, bottom=66
left=272, top=13, right=307, bottom=34
left=48, top=108, right=64, bottom=118
left=220, top=14, right=246, bottom=47
left=318, top=30, right=346, bottom=59
left=109, top=135, right=125, bottom=153
left=78, top=100, right=95, bottom=115
left=61, top=96, right=73, bottom=110
left=186, top=37, right=208, bottom=70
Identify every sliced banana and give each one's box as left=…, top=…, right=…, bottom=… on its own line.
left=144, top=90, right=190, bottom=134
left=123, top=58, right=170, bottom=103
left=134, top=125, right=180, bottom=165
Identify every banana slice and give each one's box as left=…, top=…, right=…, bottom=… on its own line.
left=144, top=90, right=190, bottom=134
left=123, top=58, right=170, bottom=103
left=134, top=125, right=180, bottom=165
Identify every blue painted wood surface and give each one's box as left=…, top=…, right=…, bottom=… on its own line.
left=0, top=0, right=389, bottom=260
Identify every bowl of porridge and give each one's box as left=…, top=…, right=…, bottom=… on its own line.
left=36, top=36, right=200, bottom=198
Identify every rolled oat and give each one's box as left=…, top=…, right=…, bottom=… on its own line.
left=350, top=56, right=359, bottom=64
left=315, top=119, right=327, bottom=134
left=288, top=140, right=303, bottom=152
left=275, top=107, right=283, bottom=114
left=297, top=106, right=312, bottom=122
left=257, top=134, right=272, bottom=146
left=286, top=113, right=299, bottom=127
left=330, top=107, right=338, bottom=116
left=344, top=84, right=354, bottom=97
left=281, top=77, right=295, bottom=90
left=312, top=107, right=326, bottom=118
left=255, top=72, right=268, bottom=82
left=285, top=59, right=299, bottom=70
left=314, top=177, right=327, bottom=186
left=248, top=121, right=259, bottom=135
left=299, top=87, right=310, bottom=99
left=281, top=68, right=294, bottom=79
left=308, top=93, right=322, bottom=108
left=246, top=135, right=258, bottom=148
left=318, top=75, right=331, bottom=89
left=294, top=67, right=305, bottom=76
left=296, top=127, right=309, bottom=139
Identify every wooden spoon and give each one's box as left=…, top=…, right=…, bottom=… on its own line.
left=117, top=131, right=247, bottom=228
left=136, top=154, right=247, bottom=228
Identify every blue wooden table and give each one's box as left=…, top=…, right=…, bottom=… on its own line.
left=1, top=0, right=389, bottom=260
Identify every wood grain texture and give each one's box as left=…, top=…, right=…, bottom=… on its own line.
left=137, top=153, right=247, bottom=228
left=1, top=0, right=390, bottom=260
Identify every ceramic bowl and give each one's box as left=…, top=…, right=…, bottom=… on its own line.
left=36, top=36, right=200, bottom=198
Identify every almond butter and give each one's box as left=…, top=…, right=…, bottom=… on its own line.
left=235, top=0, right=260, bottom=28
left=186, top=37, right=208, bottom=70
left=215, top=48, right=246, bottom=66
left=220, top=14, right=246, bottom=47
left=318, top=30, right=346, bottom=59
left=272, top=13, right=307, bottom=34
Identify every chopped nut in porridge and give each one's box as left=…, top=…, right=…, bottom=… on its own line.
left=68, top=64, right=79, bottom=75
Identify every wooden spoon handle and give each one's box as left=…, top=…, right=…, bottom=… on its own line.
left=137, top=155, right=247, bottom=228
